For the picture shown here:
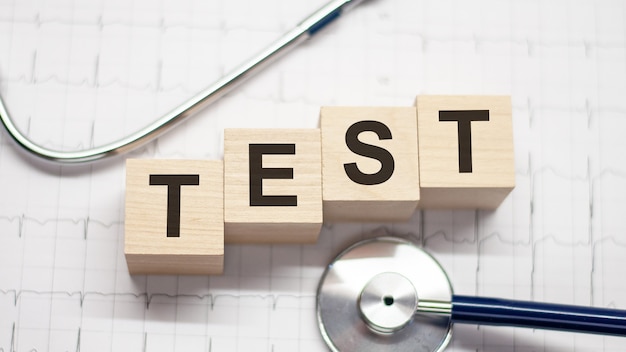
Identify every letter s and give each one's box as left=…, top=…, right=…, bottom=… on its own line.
left=343, top=120, right=395, bottom=185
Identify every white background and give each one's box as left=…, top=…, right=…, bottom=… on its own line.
left=1, top=0, right=625, bottom=351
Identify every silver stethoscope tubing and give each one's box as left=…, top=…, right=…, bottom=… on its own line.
left=0, top=0, right=365, bottom=164
left=317, top=237, right=626, bottom=352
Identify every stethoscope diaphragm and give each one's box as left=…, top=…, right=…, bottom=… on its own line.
left=316, top=237, right=453, bottom=352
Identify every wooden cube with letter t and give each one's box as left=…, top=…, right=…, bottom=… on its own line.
left=415, top=95, right=515, bottom=208
left=223, top=129, right=323, bottom=244
left=320, top=107, right=420, bottom=222
left=124, top=159, right=224, bottom=275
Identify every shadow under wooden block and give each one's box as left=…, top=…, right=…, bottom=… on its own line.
left=125, top=159, right=224, bottom=275
left=224, top=129, right=322, bottom=244
left=320, top=107, right=420, bottom=222
left=416, top=95, right=515, bottom=209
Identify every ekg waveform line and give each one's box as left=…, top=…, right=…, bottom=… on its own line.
left=0, top=323, right=15, bottom=352
left=1, top=286, right=624, bottom=352
left=2, top=98, right=623, bottom=159
left=8, top=64, right=626, bottom=124
left=382, top=29, right=626, bottom=54
left=0, top=14, right=286, bottom=34
left=1, top=13, right=624, bottom=94
left=4, top=42, right=626, bottom=94
left=3, top=53, right=204, bottom=94
left=0, top=162, right=620, bottom=234
left=0, top=165, right=621, bottom=239
left=0, top=289, right=315, bottom=310
left=517, top=98, right=626, bottom=129
left=0, top=116, right=193, bottom=159
left=0, top=324, right=212, bottom=352
left=0, top=328, right=309, bottom=352
left=2, top=214, right=624, bottom=305
left=3, top=53, right=185, bottom=93
left=0, top=215, right=122, bottom=239
left=423, top=222, right=626, bottom=304
left=2, top=14, right=625, bottom=52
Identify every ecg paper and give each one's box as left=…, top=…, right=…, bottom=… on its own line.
left=1, top=0, right=626, bottom=351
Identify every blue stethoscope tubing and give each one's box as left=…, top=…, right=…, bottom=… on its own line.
left=452, top=295, right=626, bottom=336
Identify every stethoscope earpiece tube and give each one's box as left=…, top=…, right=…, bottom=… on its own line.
left=452, top=295, right=626, bottom=336
left=317, top=237, right=626, bottom=352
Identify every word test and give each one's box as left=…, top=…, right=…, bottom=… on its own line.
left=125, top=96, right=515, bottom=275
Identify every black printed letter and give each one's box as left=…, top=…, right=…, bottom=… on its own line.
left=439, top=110, right=489, bottom=173
left=249, top=144, right=298, bottom=206
left=149, top=174, right=200, bottom=237
left=343, top=120, right=395, bottom=185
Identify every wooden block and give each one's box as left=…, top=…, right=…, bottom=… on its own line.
left=125, top=159, right=224, bottom=275
left=224, top=129, right=322, bottom=244
left=320, top=107, right=420, bottom=222
left=415, top=95, right=515, bottom=208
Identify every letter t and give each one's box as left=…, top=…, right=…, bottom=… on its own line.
left=439, top=110, right=489, bottom=173
left=149, top=174, right=200, bottom=237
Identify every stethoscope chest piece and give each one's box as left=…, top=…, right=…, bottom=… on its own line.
left=316, top=237, right=453, bottom=352
left=318, top=236, right=626, bottom=351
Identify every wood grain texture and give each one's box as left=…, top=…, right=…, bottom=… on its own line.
left=416, top=95, right=515, bottom=208
left=320, top=106, right=420, bottom=222
left=125, top=159, right=224, bottom=275
left=224, top=129, right=322, bottom=244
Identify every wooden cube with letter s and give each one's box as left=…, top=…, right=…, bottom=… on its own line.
left=320, top=106, right=421, bottom=222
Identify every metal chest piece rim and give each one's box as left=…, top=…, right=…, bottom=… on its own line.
left=316, top=237, right=454, bottom=352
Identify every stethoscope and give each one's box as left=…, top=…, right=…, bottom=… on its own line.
left=316, top=237, right=626, bottom=352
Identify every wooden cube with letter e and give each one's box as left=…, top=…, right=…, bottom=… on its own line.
left=125, top=159, right=224, bottom=275
left=415, top=95, right=515, bottom=208
left=320, top=106, right=420, bottom=222
left=223, top=129, right=323, bottom=244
